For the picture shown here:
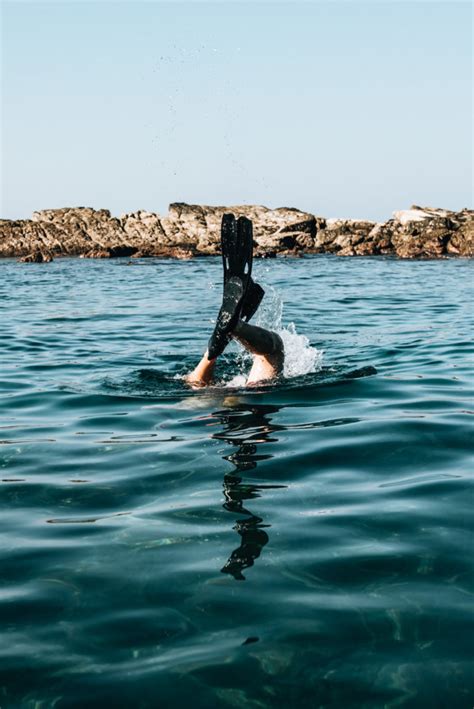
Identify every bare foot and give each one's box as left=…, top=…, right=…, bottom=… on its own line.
left=184, top=373, right=207, bottom=388
left=245, top=355, right=278, bottom=386
left=185, top=352, right=216, bottom=387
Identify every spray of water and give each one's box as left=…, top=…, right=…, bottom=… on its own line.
left=279, top=323, right=323, bottom=378
left=179, top=280, right=323, bottom=388
left=255, top=285, right=323, bottom=379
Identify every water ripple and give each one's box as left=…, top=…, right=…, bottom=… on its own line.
left=0, top=256, right=473, bottom=707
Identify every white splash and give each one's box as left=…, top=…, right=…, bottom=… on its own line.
left=279, top=322, right=323, bottom=378
left=225, top=374, right=248, bottom=388
left=179, top=282, right=323, bottom=388
left=254, top=285, right=323, bottom=379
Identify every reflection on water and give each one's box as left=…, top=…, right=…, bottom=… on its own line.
left=212, top=404, right=286, bottom=580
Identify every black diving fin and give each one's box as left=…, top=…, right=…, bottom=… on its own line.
left=207, top=214, right=264, bottom=359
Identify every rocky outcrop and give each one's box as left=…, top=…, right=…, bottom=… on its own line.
left=389, top=206, right=473, bottom=258
left=313, top=219, right=379, bottom=255
left=0, top=204, right=472, bottom=260
left=159, top=203, right=318, bottom=255
left=19, top=250, right=54, bottom=263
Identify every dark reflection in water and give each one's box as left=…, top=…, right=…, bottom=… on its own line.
left=211, top=404, right=286, bottom=580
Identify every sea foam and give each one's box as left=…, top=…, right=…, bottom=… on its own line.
left=255, top=285, right=323, bottom=379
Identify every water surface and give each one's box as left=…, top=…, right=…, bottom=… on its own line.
left=1, top=255, right=473, bottom=707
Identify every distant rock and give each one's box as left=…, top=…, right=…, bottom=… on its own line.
left=389, top=206, right=473, bottom=258
left=160, top=203, right=317, bottom=256
left=2, top=203, right=472, bottom=260
left=314, top=219, right=377, bottom=255
left=19, top=250, right=54, bottom=263
left=392, top=206, right=453, bottom=225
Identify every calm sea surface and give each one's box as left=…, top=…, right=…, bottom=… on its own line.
left=1, top=255, right=473, bottom=708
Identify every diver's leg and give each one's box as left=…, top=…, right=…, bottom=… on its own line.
left=232, top=321, right=284, bottom=383
left=233, top=321, right=282, bottom=356
left=185, top=351, right=216, bottom=387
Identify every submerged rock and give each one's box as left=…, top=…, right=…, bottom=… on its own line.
left=1, top=203, right=472, bottom=259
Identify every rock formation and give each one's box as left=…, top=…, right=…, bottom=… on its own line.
left=19, top=250, right=54, bottom=263
left=0, top=203, right=472, bottom=260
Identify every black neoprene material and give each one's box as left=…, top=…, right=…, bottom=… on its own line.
left=207, top=214, right=259, bottom=359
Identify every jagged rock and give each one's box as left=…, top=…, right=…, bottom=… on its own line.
left=81, top=249, right=112, bottom=259
left=295, top=232, right=316, bottom=249
left=120, top=210, right=169, bottom=249
left=257, top=233, right=297, bottom=250
left=391, top=216, right=450, bottom=258
left=32, top=207, right=124, bottom=255
left=445, top=210, right=474, bottom=256
left=19, top=250, right=53, bottom=263
left=81, top=245, right=137, bottom=258
left=159, top=203, right=316, bottom=255
left=172, top=247, right=195, bottom=260
left=130, top=249, right=155, bottom=258
left=376, top=206, right=471, bottom=258
left=132, top=245, right=196, bottom=259
left=280, top=247, right=304, bottom=258
left=392, top=206, right=453, bottom=225
left=315, top=219, right=376, bottom=255
left=0, top=203, right=472, bottom=259
left=0, top=219, right=65, bottom=257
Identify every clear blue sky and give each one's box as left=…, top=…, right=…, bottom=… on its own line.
left=1, top=1, right=472, bottom=221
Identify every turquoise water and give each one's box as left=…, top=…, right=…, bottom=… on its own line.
left=1, top=256, right=473, bottom=708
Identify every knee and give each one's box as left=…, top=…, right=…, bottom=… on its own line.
left=270, top=332, right=284, bottom=356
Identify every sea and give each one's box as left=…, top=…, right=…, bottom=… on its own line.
left=1, top=255, right=473, bottom=708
